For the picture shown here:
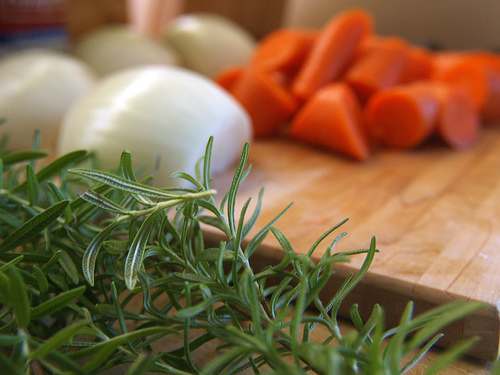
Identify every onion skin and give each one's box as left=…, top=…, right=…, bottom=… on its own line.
left=0, top=48, right=96, bottom=151
left=164, top=13, right=257, bottom=78
left=74, top=26, right=181, bottom=76
left=57, top=65, right=252, bottom=188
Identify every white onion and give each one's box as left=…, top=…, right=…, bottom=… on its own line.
left=57, top=65, right=252, bottom=188
left=74, top=26, right=181, bottom=76
left=163, top=13, right=257, bottom=78
left=0, top=48, right=96, bottom=151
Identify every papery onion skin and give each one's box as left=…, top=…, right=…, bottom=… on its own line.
left=57, top=65, right=252, bottom=188
left=0, top=48, right=96, bottom=151
left=74, top=26, right=181, bottom=76
left=164, top=13, right=257, bottom=78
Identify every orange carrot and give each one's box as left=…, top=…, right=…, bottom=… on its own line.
left=437, top=62, right=487, bottom=111
left=365, top=83, right=440, bottom=148
left=469, top=52, right=500, bottom=75
left=398, top=45, right=434, bottom=83
left=231, top=68, right=299, bottom=138
left=214, top=66, right=246, bottom=92
left=288, top=83, right=370, bottom=160
left=437, top=60, right=500, bottom=124
left=291, top=8, right=373, bottom=101
left=250, top=28, right=318, bottom=80
left=430, top=51, right=468, bottom=79
left=343, top=37, right=410, bottom=103
left=430, top=83, right=480, bottom=149
left=350, top=35, right=405, bottom=62
left=432, top=51, right=500, bottom=79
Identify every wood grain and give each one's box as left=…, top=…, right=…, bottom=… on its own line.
left=207, top=128, right=500, bottom=361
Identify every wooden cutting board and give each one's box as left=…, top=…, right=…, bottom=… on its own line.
left=207, top=127, right=500, bottom=361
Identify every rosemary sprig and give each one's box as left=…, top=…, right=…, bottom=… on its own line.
left=0, top=135, right=489, bottom=374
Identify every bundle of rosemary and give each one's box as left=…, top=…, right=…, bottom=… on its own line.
left=0, top=133, right=491, bottom=374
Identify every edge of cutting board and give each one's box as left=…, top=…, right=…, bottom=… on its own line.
left=206, top=128, right=500, bottom=361
left=204, top=231, right=499, bottom=361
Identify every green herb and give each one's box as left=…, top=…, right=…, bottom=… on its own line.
left=0, top=135, right=489, bottom=374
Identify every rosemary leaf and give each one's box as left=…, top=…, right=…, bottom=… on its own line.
left=69, top=168, right=182, bottom=199
left=29, top=321, right=89, bottom=360
left=4, top=266, right=30, bottom=328
left=0, top=200, right=69, bottom=253
left=0, top=150, right=48, bottom=166
left=12, top=150, right=87, bottom=193
left=124, top=210, right=161, bottom=290
left=30, top=286, right=86, bottom=320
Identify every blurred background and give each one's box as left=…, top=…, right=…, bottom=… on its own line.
left=1, top=0, right=499, bottom=57
left=283, top=0, right=500, bottom=50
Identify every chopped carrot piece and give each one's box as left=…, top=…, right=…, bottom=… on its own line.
left=398, top=46, right=434, bottom=83
left=288, top=83, right=370, bottom=160
left=431, top=83, right=480, bottom=149
left=231, top=68, right=299, bottom=138
left=470, top=52, right=500, bottom=76
left=250, top=28, right=318, bottom=81
left=432, top=51, right=500, bottom=78
left=343, top=37, right=410, bottom=103
left=350, top=35, right=405, bottom=62
left=437, top=60, right=500, bottom=124
left=291, top=8, right=373, bottom=101
left=365, top=83, right=439, bottom=149
left=430, top=50, right=500, bottom=124
left=214, top=66, right=246, bottom=92
left=430, top=51, right=468, bottom=79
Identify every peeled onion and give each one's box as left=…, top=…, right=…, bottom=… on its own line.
left=57, top=65, right=252, bottom=188
left=164, top=13, right=257, bottom=78
left=0, top=48, right=96, bottom=151
left=74, top=26, right=181, bottom=76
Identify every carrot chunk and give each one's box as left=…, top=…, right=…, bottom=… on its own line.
left=398, top=46, right=434, bottom=83
left=291, top=8, right=373, bottom=101
left=437, top=61, right=487, bottom=111
left=250, top=28, right=318, bottom=80
left=438, top=61, right=500, bottom=124
left=214, top=66, right=246, bottom=92
left=350, top=35, right=405, bottom=62
left=430, top=51, right=468, bottom=79
left=431, top=83, right=480, bottom=149
left=231, top=68, right=299, bottom=138
left=343, top=37, right=410, bottom=103
left=288, top=83, right=370, bottom=160
left=365, top=83, right=439, bottom=149
left=432, top=51, right=500, bottom=79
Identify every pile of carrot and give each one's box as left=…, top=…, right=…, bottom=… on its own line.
left=214, top=8, right=500, bottom=160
